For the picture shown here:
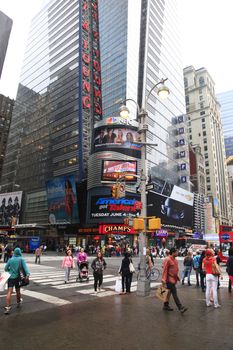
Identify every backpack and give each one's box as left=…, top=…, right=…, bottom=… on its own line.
left=193, top=255, right=200, bottom=269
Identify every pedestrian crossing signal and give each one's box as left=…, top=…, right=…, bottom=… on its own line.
left=148, top=218, right=161, bottom=230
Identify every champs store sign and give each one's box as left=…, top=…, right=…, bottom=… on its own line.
left=99, top=224, right=136, bottom=235
left=90, top=196, right=142, bottom=219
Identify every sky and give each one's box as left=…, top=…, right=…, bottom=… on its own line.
left=0, top=0, right=233, bottom=99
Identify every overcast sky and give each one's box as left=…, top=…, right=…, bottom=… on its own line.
left=0, top=0, right=233, bottom=99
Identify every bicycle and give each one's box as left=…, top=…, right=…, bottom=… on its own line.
left=136, top=265, right=161, bottom=282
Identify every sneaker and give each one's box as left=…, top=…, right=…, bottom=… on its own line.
left=180, top=306, right=188, bottom=314
left=4, top=306, right=12, bottom=315
left=94, top=291, right=98, bottom=295
left=214, top=304, right=221, bottom=309
left=17, top=298, right=23, bottom=308
left=206, top=303, right=212, bottom=307
left=163, top=305, right=174, bottom=311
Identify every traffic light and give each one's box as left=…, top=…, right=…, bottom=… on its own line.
left=133, top=218, right=144, bottom=231
left=124, top=218, right=129, bottom=225
left=148, top=217, right=161, bottom=230
left=112, top=185, right=117, bottom=198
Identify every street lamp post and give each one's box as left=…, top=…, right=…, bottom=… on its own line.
left=119, top=78, right=170, bottom=297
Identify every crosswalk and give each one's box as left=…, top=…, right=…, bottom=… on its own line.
left=182, top=274, right=230, bottom=288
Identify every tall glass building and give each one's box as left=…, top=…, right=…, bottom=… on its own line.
left=217, top=90, right=233, bottom=157
left=99, top=0, right=190, bottom=188
left=1, top=0, right=102, bottom=224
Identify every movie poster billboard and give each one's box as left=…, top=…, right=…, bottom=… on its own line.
left=46, top=175, right=79, bottom=224
left=147, top=179, right=194, bottom=228
left=93, top=125, right=141, bottom=158
left=0, top=191, right=23, bottom=227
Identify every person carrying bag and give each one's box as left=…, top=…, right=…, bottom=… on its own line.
left=4, top=247, right=30, bottom=315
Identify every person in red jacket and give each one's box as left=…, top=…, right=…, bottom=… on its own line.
left=161, top=247, right=188, bottom=313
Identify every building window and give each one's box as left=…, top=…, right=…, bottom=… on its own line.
left=200, top=95, right=203, bottom=101
left=185, top=95, right=189, bottom=105
left=200, top=102, right=204, bottom=108
left=205, top=161, right=209, bottom=167
left=206, top=177, right=210, bottom=183
left=207, top=185, right=211, bottom=191
left=189, top=135, right=192, bottom=140
left=204, top=138, right=207, bottom=144
left=189, top=128, right=192, bottom=133
left=184, top=77, right=188, bottom=88
left=202, top=124, right=206, bottom=129
left=199, top=76, right=205, bottom=86
left=206, top=169, right=210, bottom=174
left=200, top=111, right=205, bottom=115
left=205, top=153, right=208, bottom=159
left=203, top=131, right=206, bottom=136
left=199, top=88, right=202, bottom=94
left=202, top=118, right=205, bottom=122
left=204, top=145, right=208, bottom=151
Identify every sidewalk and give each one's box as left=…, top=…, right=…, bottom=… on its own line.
left=1, top=284, right=233, bottom=350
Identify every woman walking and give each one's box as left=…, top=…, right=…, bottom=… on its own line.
left=62, top=249, right=74, bottom=284
left=119, top=252, right=132, bottom=294
left=4, top=247, right=30, bottom=315
left=182, top=251, right=193, bottom=286
left=202, top=248, right=222, bottom=308
left=91, top=252, right=107, bottom=293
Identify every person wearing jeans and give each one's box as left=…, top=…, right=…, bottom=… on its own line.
left=161, top=247, right=188, bottom=314
left=91, top=252, right=107, bottom=293
left=62, top=250, right=74, bottom=284
left=119, top=252, right=132, bottom=294
left=202, top=249, right=222, bottom=308
left=182, top=251, right=193, bottom=286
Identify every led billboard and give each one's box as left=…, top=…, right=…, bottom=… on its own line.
left=101, top=160, right=137, bottom=182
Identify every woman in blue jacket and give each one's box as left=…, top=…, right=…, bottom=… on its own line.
left=4, top=247, right=30, bottom=314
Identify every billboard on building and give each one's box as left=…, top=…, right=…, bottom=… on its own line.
left=46, top=175, right=79, bottom=224
left=147, top=181, right=194, bottom=228
left=0, top=191, right=23, bottom=227
left=93, top=122, right=141, bottom=158
left=101, top=160, right=137, bottom=182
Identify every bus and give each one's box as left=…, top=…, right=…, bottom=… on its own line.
left=219, top=225, right=233, bottom=263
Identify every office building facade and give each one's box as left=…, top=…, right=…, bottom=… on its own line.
left=1, top=0, right=102, bottom=228
left=0, top=11, right=13, bottom=79
left=184, top=66, right=232, bottom=226
left=217, top=90, right=233, bottom=158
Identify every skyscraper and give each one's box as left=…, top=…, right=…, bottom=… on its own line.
left=99, top=0, right=190, bottom=189
left=184, top=66, right=232, bottom=226
left=0, top=11, right=13, bottom=79
left=1, top=0, right=102, bottom=225
left=217, top=90, right=233, bottom=157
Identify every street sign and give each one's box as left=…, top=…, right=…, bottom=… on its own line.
left=146, top=183, right=154, bottom=191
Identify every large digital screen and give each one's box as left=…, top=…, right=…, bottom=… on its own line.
left=46, top=175, right=79, bottom=224
left=0, top=191, right=23, bottom=227
left=101, top=160, right=137, bottom=182
left=93, top=126, right=141, bottom=158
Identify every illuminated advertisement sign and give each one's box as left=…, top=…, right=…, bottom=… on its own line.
left=147, top=191, right=193, bottom=228
left=101, top=160, right=137, bottom=182
left=90, top=195, right=142, bottom=219
left=46, top=175, right=79, bottom=224
left=93, top=126, right=141, bottom=158
left=99, top=224, right=136, bottom=234
left=0, top=191, right=23, bottom=227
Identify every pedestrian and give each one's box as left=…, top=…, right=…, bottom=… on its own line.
left=119, top=252, right=132, bottom=294
left=193, top=250, right=201, bottom=287
left=77, top=247, right=87, bottom=267
left=161, top=247, right=188, bottom=313
left=4, top=247, right=30, bottom=315
left=202, top=248, right=222, bottom=308
left=35, top=246, right=42, bottom=264
left=199, top=250, right=206, bottom=292
left=226, top=247, right=233, bottom=293
left=62, top=249, right=74, bottom=284
left=214, top=248, right=221, bottom=289
left=91, top=251, right=107, bottom=293
left=182, top=251, right=193, bottom=286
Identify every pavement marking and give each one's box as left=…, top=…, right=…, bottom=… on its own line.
left=55, top=275, right=118, bottom=289
left=21, top=289, right=71, bottom=306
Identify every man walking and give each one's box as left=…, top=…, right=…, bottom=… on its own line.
left=161, top=247, right=188, bottom=313
left=35, top=246, right=42, bottom=264
left=193, top=250, right=201, bottom=287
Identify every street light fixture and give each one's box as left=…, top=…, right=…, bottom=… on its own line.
left=119, top=78, right=170, bottom=297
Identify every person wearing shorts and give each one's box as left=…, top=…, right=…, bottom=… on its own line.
left=4, top=247, right=30, bottom=315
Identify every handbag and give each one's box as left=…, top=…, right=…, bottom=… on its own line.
left=129, top=262, right=135, bottom=273
left=18, top=259, right=30, bottom=287
left=155, top=284, right=170, bottom=302
left=115, top=278, right=122, bottom=293
left=212, top=262, right=221, bottom=276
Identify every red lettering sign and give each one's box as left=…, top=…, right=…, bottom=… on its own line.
left=83, top=80, right=90, bottom=93
left=82, top=96, right=91, bottom=108
left=82, top=53, right=90, bottom=64
left=82, top=66, right=90, bottom=77
left=93, top=73, right=101, bottom=85
left=93, top=60, right=100, bottom=72
left=82, top=21, right=89, bottom=31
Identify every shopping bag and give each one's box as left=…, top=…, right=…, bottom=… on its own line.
left=115, top=278, right=122, bottom=293
left=155, top=284, right=170, bottom=302
left=0, top=272, right=11, bottom=292
left=129, top=262, right=135, bottom=273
